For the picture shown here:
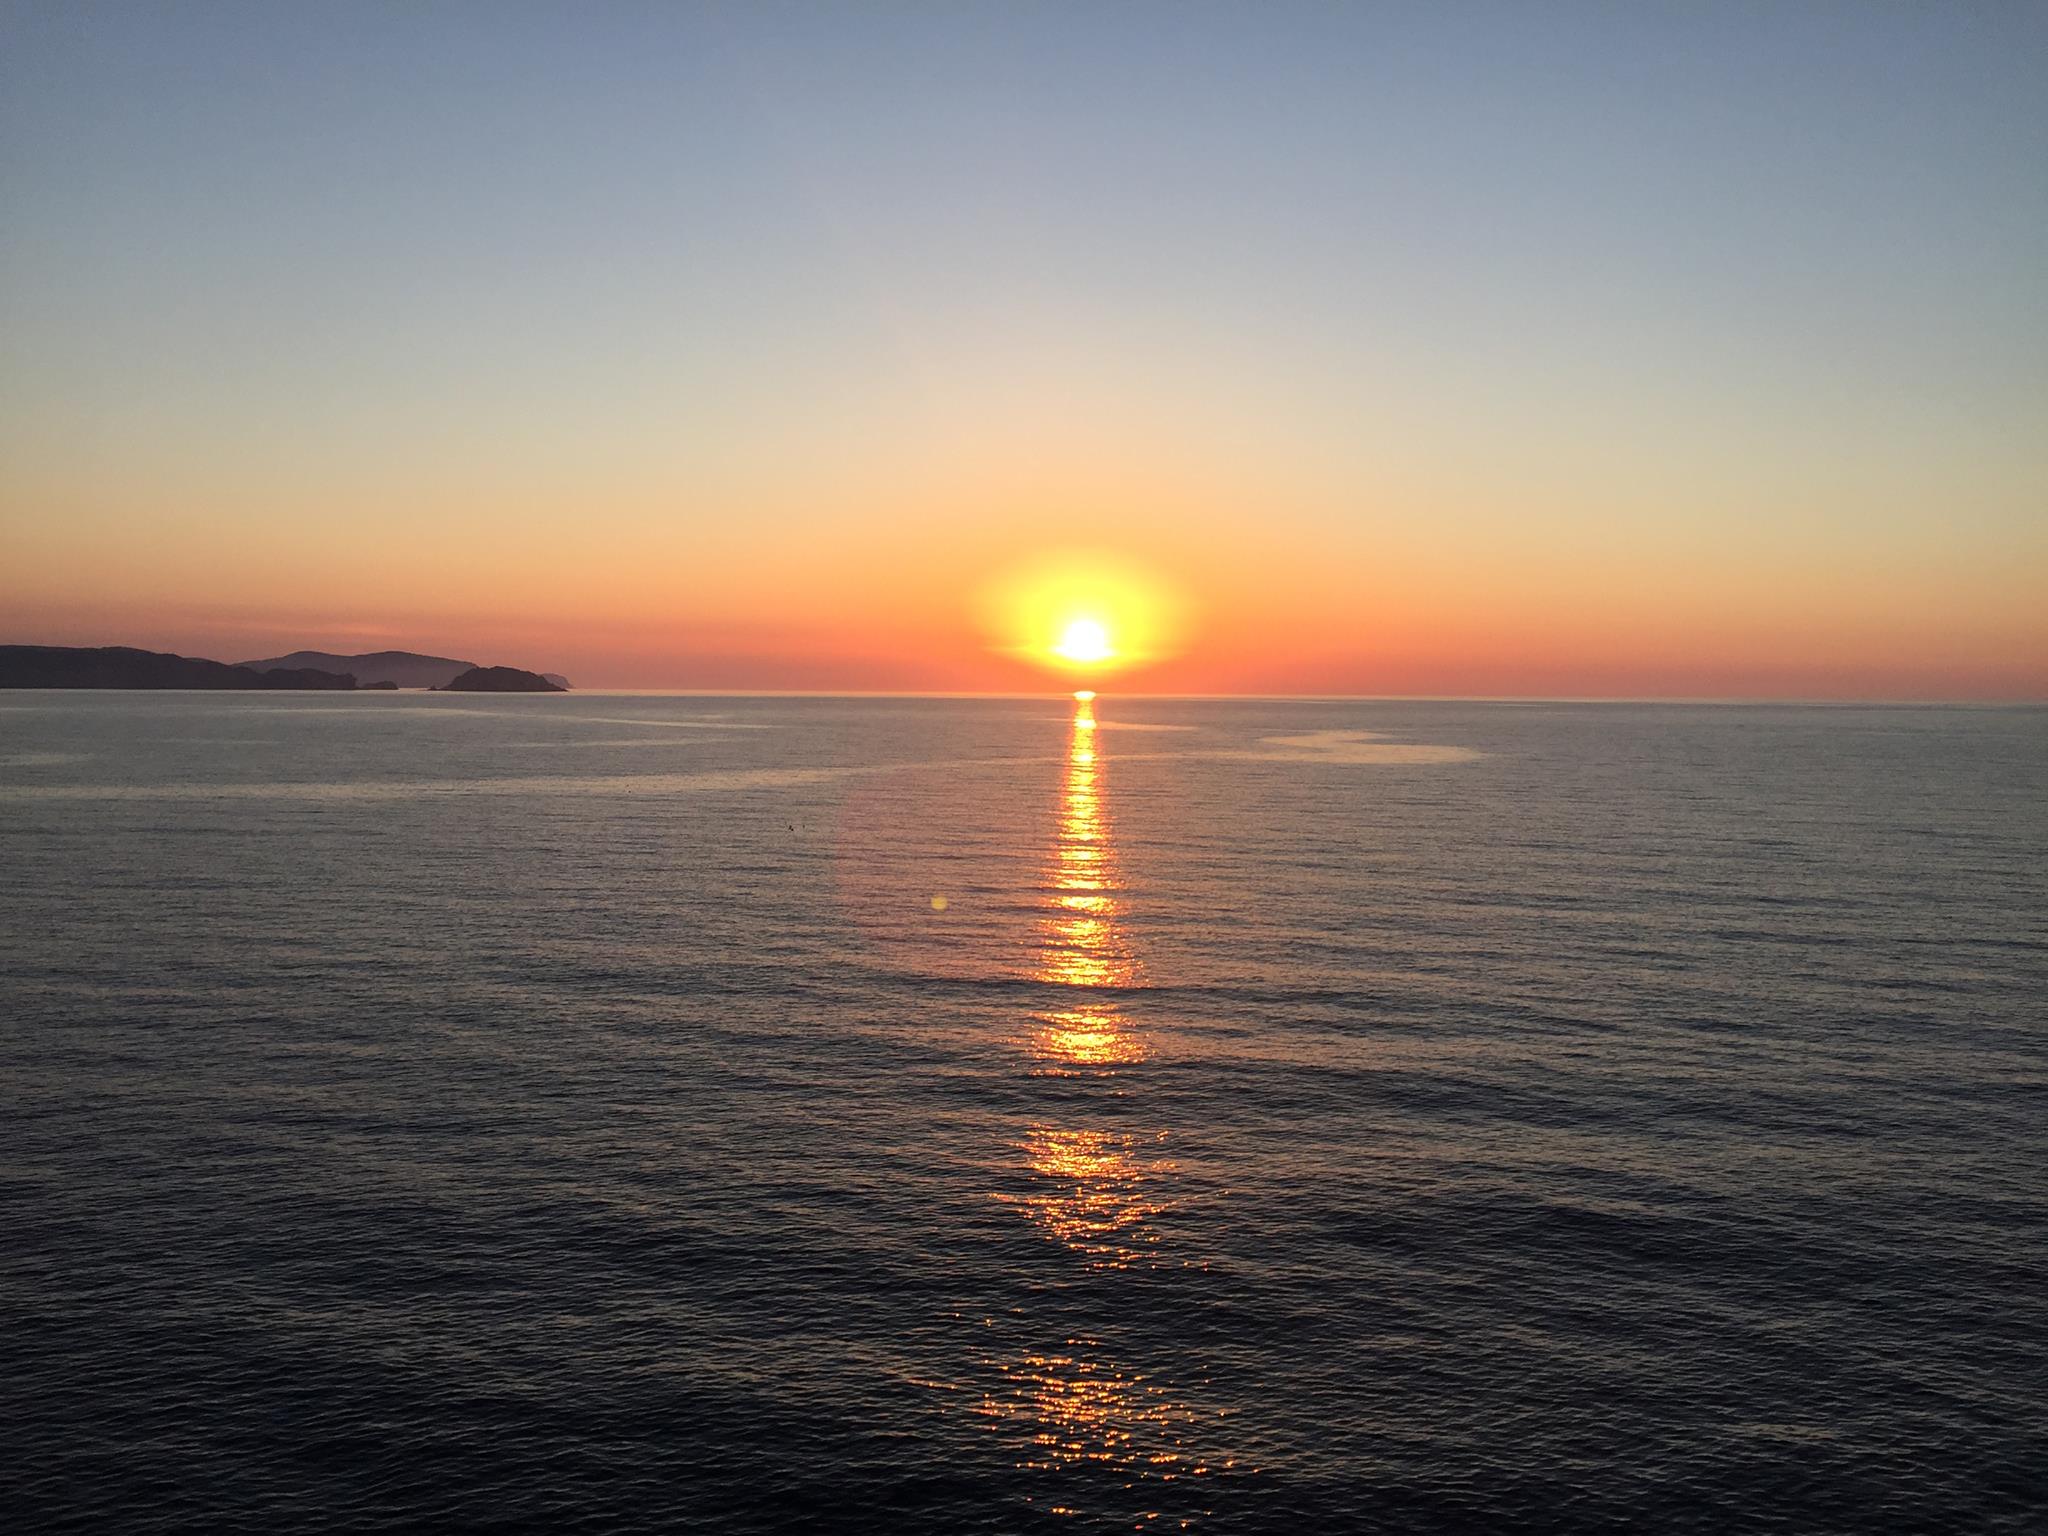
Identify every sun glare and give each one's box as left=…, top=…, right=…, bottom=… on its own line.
left=977, top=551, right=1190, bottom=679
left=1054, top=618, right=1115, bottom=665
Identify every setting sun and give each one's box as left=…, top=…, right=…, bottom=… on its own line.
left=977, top=551, right=1191, bottom=681
left=1053, top=618, right=1115, bottom=665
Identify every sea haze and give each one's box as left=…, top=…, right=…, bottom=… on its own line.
left=3, top=694, right=2044, bottom=1533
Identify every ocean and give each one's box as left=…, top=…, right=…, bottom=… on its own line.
left=3, top=692, right=2044, bottom=1533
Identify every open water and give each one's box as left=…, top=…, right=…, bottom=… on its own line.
left=2, top=693, right=2044, bottom=1532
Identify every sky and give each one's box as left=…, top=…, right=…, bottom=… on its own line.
left=2, top=1, right=2044, bottom=696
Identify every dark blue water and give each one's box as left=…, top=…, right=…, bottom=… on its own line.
left=3, top=694, right=2044, bottom=1532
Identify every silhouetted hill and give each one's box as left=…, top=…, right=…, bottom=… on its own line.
left=0, top=646, right=356, bottom=690
left=541, top=673, right=573, bottom=690
left=237, top=649, right=479, bottom=689
left=438, top=666, right=566, bottom=693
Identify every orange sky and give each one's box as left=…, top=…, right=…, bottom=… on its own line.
left=6, top=409, right=2044, bottom=695
left=7, top=460, right=2041, bottom=696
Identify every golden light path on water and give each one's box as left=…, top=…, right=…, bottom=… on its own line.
left=1018, top=692, right=1168, bottom=1264
left=1032, top=692, right=1143, bottom=1070
left=975, top=692, right=1239, bottom=1518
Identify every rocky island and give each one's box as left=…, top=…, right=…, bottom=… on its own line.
left=236, top=649, right=481, bottom=689
left=436, top=666, right=567, bottom=693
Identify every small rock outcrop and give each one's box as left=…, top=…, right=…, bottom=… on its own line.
left=437, top=666, right=566, bottom=693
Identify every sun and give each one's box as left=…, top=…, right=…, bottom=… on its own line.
left=1052, top=617, right=1115, bottom=665
left=975, top=549, right=1191, bottom=680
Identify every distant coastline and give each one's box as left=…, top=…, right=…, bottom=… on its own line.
left=0, top=645, right=570, bottom=692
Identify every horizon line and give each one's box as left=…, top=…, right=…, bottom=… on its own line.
left=7, top=641, right=2040, bottom=707
left=271, top=685, right=2048, bottom=707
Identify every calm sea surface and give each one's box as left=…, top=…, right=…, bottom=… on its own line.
left=3, top=693, right=2044, bottom=1533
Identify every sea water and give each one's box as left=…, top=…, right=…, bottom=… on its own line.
left=3, top=693, right=2043, bottom=1532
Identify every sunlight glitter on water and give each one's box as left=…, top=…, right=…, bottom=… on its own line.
left=975, top=1341, right=1225, bottom=1484
left=972, top=694, right=1232, bottom=1525
left=1012, top=1126, right=1177, bottom=1266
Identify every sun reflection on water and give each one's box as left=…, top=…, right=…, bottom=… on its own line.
left=1032, top=693, right=1142, bottom=1064
left=1015, top=1126, right=1176, bottom=1266
left=1016, top=692, right=1167, bottom=1246
left=973, top=694, right=1235, bottom=1522
left=976, top=1340, right=1223, bottom=1482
